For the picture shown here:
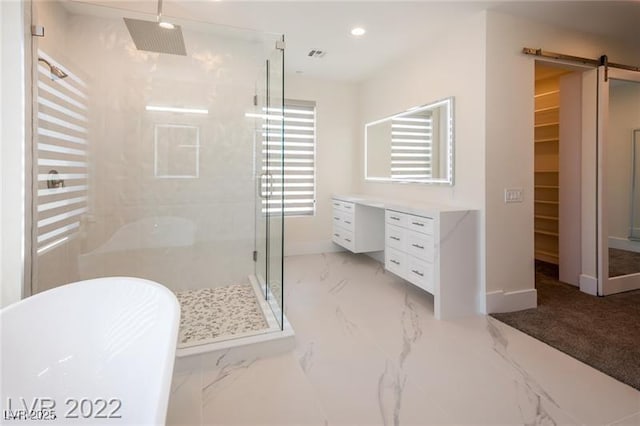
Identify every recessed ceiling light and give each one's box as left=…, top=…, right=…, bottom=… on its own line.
left=351, top=27, right=366, bottom=37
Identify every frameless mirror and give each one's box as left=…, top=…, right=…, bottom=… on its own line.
left=365, top=97, right=454, bottom=184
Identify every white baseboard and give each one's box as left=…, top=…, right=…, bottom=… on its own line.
left=486, top=289, right=537, bottom=314
left=608, top=237, right=640, bottom=253
left=579, top=274, right=598, bottom=295
left=284, top=240, right=345, bottom=256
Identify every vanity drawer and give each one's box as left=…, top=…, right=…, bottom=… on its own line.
left=385, top=210, right=408, bottom=227
left=385, top=247, right=406, bottom=277
left=407, top=214, right=434, bottom=235
left=407, top=256, right=433, bottom=293
left=332, top=227, right=355, bottom=251
left=405, top=230, right=434, bottom=262
left=385, top=224, right=405, bottom=250
left=332, top=199, right=355, bottom=213
left=333, top=211, right=354, bottom=232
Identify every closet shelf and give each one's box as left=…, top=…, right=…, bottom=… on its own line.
left=535, top=106, right=560, bottom=113
left=535, top=229, right=559, bottom=237
left=534, top=122, right=560, bottom=128
left=534, top=200, right=559, bottom=205
left=535, top=185, right=559, bottom=189
left=535, top=249, right=559, bottom=264
left=534, top=170, right=559, bottom=173
left=534, top=90, right=560, bottom=98
left=535, top=215, right=559, bottom=221
left=535, top=138, right=559, bottom=144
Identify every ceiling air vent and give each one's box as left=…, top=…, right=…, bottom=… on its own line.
left=308, top=49, right=326, bottom=58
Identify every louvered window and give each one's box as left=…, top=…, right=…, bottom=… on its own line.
left=35, top=50, right=89, bottom=254
left=262, top=100, right=316, bottom=216
left=390, top=110, right=434, bottom=180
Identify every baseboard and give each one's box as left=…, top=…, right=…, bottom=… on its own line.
left=608, top=237, right=640, bottom=253
left=486, top=289, right=537, bottom=314
left=579, top=274, right=598, bottom=295
left=284, top=240, right=345, bottom=256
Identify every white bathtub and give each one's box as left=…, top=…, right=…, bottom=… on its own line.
left=0, top=277, right=180, bottom=425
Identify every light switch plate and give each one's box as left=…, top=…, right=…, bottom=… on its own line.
left=504, top=188, right=523, bottom=203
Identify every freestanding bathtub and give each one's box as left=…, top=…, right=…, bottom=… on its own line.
left=0, top=277, right=180, bottom=425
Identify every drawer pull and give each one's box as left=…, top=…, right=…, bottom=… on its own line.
left=333, top=203, right=340, bottom=207
left=344, top=220, right=352, bottom=225
left=412, top=243, right=424, bottom=249
left=412, top=221, right=425, bottom=227
left=390, top=259, right=400, bottom=265
left=411, top=269, right=424, bottom=277
left=333, top=233, right=340, bottom=237
left=345, top=206, right=352, bottom=210
left=390, top=216, right=400, bottom=221
left=345, top=238, right=352, bottom=243
left=334, top=217, right=340, bottom=220
left=390, top=236, right=400, bottom=241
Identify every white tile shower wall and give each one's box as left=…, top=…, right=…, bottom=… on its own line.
left=34, top=8, right=275, bottom=293
left=24, top=1, right=80, bottom=294
left=284, top=74, right=359, bottom=256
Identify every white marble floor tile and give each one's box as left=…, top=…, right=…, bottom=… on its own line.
left=169, top=251, right=640, bottom=426
left=200, top=352, right=327, bottom=425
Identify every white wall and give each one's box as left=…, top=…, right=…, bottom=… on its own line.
left=0, top=0, right=26, bottom=308
left=484, top=11, right=640, bottom=303
left=355, top=12, right=487, bottom=303
left=284, top=74, right=358, bottom=255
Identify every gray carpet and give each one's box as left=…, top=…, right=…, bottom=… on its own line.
left=492, top=262, right=640, bottom=391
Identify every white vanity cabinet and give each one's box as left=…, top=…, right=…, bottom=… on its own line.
left=332, top=198, right=384, bottom=253
left=384, top=210, right=435, bottom=293
left=331, top=194, right=479, bottom=320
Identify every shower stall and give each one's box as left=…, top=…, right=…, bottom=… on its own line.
left=28, top=0, right=286, bottom=351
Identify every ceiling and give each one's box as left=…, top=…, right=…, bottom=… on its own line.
left=73, top=1, right=640, bottom=82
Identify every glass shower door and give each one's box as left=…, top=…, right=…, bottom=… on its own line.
left=255, top=39, right=285, bottom=328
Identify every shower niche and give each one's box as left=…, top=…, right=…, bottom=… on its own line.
left=29, top=0, right=287, bottom=353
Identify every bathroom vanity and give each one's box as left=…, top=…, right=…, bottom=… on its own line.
left=332, top=194, right=479, bottom=320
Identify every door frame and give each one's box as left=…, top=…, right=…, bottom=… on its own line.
left=597, top=66, right=640, bottom=295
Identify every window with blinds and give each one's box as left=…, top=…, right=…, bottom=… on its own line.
left=261, top=100, right=316, bottom=216
left=390, top=110, right=434, bottom=180
left=35, top=50, right=89, bottom=254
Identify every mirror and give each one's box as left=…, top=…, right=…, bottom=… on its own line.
left=607, top=79, right=640, bottom=278
left=365, top=97, right=454, bottom=184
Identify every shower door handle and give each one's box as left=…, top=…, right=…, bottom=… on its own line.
left=259, top=173, right=268, bottom=199
left=266, top=173, right=274, bottom=197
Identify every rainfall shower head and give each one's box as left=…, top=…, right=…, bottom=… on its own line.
left=123, top=0, right=186, bottom=56
left=38, top=58, right=68, bottom=80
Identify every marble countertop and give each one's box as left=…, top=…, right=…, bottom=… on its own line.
left=332, top=193, right=475, bottom=217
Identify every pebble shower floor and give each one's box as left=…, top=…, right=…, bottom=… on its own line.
left=175, top=284, right=269, bottom=346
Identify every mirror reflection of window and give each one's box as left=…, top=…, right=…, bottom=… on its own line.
left=154, top=124, right=200, bottom=178
left=365, top=97, right=453, bottom=184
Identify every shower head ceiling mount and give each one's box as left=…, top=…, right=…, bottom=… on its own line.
left=123, top=0, right=187, bottom=56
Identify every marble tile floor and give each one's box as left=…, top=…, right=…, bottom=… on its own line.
left=167, top=252, right=640, bottom=425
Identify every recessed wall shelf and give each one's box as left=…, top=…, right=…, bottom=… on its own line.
left=535, top=138, right=559, bottom=144
left=534, top=122, right=560, bottom=128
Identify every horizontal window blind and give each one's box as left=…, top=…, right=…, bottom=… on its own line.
left=262, top=100, right=316, bottom=216
left=390, top=110, right=433, bottom=180
left=36, top=50, right=89, bottom=254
